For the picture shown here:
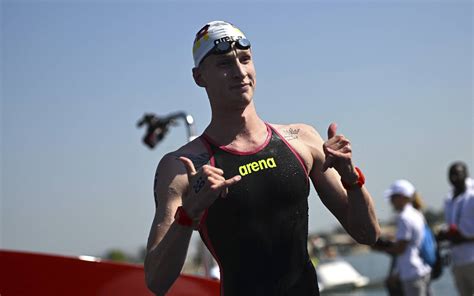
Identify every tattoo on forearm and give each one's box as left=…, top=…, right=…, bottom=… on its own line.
left=193, top=176, right=205, bottom=193
left=282, top=128, right=300, bottom=141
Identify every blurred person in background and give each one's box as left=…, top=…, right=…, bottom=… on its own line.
left=436, top=162, right=474, bottom=296
left=373, top=180, right=432, bottom=296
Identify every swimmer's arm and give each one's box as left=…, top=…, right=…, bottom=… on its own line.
left=382, top=240, right=408, bottom=255
left=144, top=154, right=194, bottom=296
left=312, top=165, right=380, bottom=245
left=303, top=125, right=380, bottom=245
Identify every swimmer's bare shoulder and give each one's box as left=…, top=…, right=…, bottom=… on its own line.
left=153, top=137, right=211, bottom=205
left=268, top=122, right=325, bottom=173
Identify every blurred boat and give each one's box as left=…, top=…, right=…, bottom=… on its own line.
left=317, top=258, right=370, bottom=293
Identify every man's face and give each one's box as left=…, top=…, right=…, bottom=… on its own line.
left=449, top=164, right=467, bottom=189
left=194, top=46, right=256, bottom=108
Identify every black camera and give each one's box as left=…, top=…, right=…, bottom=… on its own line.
left=136, top=113, right=174, bottom=149
left=137, top=112, right=196, bottom=149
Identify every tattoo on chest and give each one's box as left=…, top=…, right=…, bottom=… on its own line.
left=282, top=128, right=300, bottom=141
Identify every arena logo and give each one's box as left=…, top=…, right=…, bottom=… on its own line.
left=214, top=35, right=243, bottom=45
left=238, top=157, right=277, bottom=176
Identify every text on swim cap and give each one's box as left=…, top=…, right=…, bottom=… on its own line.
left=214, top=35, right=243, bottom=45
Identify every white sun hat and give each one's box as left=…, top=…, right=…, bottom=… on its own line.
left=384, top=179, right=416, bottom=200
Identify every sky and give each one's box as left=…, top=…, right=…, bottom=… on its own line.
left=1, top=0, right=473, bottom=259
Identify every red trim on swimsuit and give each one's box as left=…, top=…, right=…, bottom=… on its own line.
left=266, top=123, right=310, bottom=185
left=198, top=136, right=224, bottom=295
left=202, top=124, right=272, bottom=156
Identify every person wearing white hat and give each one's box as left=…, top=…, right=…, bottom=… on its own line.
left=375, top=180, right=432, bottom=296
left=437, top=162, right=474, bottom=296
left=144, top=20, right=380, bottom=295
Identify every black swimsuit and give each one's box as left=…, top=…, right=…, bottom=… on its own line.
left=198, top=123, right=319, bottom=296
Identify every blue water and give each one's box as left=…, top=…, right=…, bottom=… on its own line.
left=326, top=252, right=457, bottom=296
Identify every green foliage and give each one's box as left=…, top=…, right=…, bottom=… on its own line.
left=102, top=247, right=147, bottom=264
left=104, top=249, right=129, bottom=262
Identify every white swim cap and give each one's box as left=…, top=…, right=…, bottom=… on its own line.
left=192, top=20, right=247, bottom=67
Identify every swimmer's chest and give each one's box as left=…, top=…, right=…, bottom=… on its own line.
left=209, top=134, right=309, bottom=213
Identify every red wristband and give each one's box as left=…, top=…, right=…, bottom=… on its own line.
left=341, top=167, right=365, bottom=190
left=174, top=206, right=194, bottom=227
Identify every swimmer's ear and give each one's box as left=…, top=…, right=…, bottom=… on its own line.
left=192, top=67, right=207, bottom=88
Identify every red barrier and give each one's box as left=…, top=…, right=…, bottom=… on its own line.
left=0, top=250, right=219, bottom=296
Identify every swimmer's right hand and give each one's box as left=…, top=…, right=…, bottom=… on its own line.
left=178, top=156, right=241, bottom=219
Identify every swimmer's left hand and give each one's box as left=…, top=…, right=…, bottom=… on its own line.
left=321, top=123, right=358, bottom=184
